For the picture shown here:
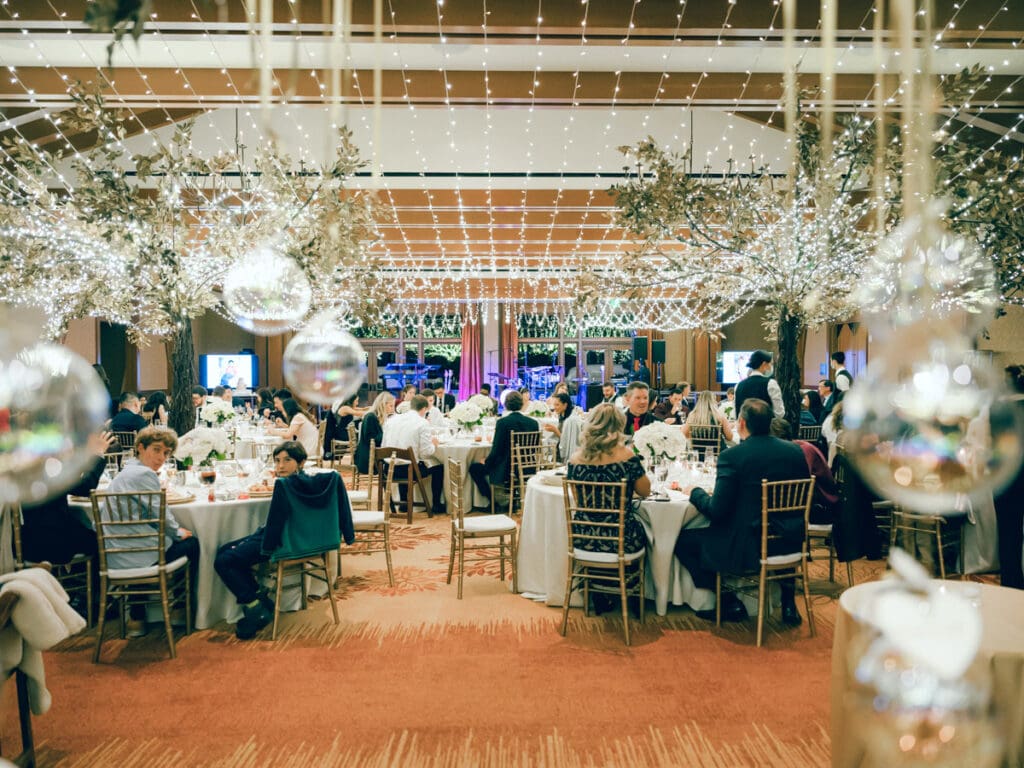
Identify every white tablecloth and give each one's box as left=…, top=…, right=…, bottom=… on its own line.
left=516, top=472, right=714, bottom=615
left=434, top=439, right=492, bottom=509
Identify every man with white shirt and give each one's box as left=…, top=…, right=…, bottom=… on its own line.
left=830, top=351, right=853, bottom=401
left=382, top=394, right=446, bottom=515
left=734, top=349, right=785, bottom=418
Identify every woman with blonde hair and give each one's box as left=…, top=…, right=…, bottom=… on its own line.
left=683, top=390, right=734, bottom=444
left=354, top=391, right=395, bottom=474
left=567, top=403, right=650, bottom=557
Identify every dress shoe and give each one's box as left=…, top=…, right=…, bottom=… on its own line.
left=696, top=598, right=747, bottom=623
left=125, top=618, right=148, bottom=638
left=780, top=602, right=802, bottom=627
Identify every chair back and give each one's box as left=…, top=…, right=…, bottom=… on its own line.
left=315, top=420, right=328, bottom=462
left=268, top=474, right=342, bottom=562
left=374, top=444, right=418, bottom=503
left=562, top=479, right=630, bottom=557
left=688, top=424, right=722, bottom=460
left=6, top=504, right=24, bottom=569
left=446, top=458, right=466, bottom=526
left=512, top=439, right=545, bottom=493
left=797, top=425, right=822, bottom=442
left=759, top=477, right=815, bottom=561
left=111, top=431, right=137, bottom=452
left=89, top=490, right=169, bottom=574
left=347, top=423, right=358, bottom=448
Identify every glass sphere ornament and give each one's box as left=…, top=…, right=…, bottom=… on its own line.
left=842, top=326, right=1024, bottom=514
left=0, top=310, right=111, bottom=504
left=223, top=246, right=312, bottom=335
left=856, top=203, right=999, bottom=340
left=282, top=310, right=367, bottom=406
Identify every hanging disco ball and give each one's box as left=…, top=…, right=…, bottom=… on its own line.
left=282, top=310, right=367, bottom=406
left=223, top=246, right=312, bottom=336
left=0, top=337, right=110, bottom=505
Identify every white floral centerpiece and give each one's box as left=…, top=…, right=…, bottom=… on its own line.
left=449, top=401, right=483, bottom=431
left=632, top=421, right=686, bottom=466
left=525, top=400, right=549, bottom=418
left=200, top=398, right=236, bottom=426
left=468, top=393, right=496, bottom=416
left=175, top=427, right=229, bottom=468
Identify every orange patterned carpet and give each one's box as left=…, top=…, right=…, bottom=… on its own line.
left=20, top=514, right=886, bottom=767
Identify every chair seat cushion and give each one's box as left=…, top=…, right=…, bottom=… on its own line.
left=347, top=490, right=369, bottom=502
left=573, top=548, right=644, bottom=565
left=458, top=515, right=517, bottom=534
left=352, top=510, right=386, bottom=526
left=807, top=523, right=833, bottom=534
left=761, top=552, right=804, bottom=566
left=105, top=555, right=189, bottom=581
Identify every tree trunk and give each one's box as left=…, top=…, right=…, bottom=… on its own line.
left=775, top=306, right=804, bottom=437
left=167, top=320, right=197, bottom=435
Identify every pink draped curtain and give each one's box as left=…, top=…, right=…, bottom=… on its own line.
left=458, top=319, right=482, bottom=401
left=500, top=308, right=519, bottom=381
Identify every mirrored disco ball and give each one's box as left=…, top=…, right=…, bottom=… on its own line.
left=0, top=343, right=111, bottom=505
left=282, top=311, right=367, bottom=406
left=856, top=205, right=999, bottom=340
left=843, top=331, right=1024, bottom=514
left=223, top=247, right=312, bottom=336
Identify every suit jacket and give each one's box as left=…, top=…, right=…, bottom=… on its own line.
left=688, top=434, right=810, bottom=574
left=483, top=411, right=539, bottom=486
left=622, top=410, right=656, bottom=437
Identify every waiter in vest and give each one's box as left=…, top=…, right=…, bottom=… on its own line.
left=734, top=349, right=785, bottom=419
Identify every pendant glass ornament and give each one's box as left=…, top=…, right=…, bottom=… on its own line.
left=856, top=203, right=999, bottom=340
left=282, top=310, right=367, bottom=406
left=0, top=309, right=111, bottom=504
left=842, top=327, right=1024, bottom=514
left=223, top=246, right=312, bottom=335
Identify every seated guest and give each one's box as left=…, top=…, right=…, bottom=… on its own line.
left=545, top=381, right=570, bottom=411
left=567, top=403, right=650, bottom=560
left=543, top=392, right=585, bottom=462
left=105, top=426, right=199, bottom=636
left=214, top=441, right=355, bottom=639
left=683, top=390, right=735, bottom=446
left=191, top=386, right=208, bottom=409
left=600, top=382, right=618, bottom=405
left=267, top=389, right=293, bottom=426
left=469, top=390, right=538, bottom=504
left=434, top=385, right=456, bottom=414
left=818, top=379, right=837, bottom=421
left=771, top=418, right=838, bottom=524
left=323, top=394, right=366, bottom=460
left=622, top=382, right=656, bottom=437
left=109, top=392, right=149, bottom=433
left=653, top=385, right=690, bottom=425
left=142, top=390, right=169, bottom=426
left=255, top=387, right=275, bottom=419
left=674, top=399, right=809, bottom=626
left=19, top=431, right=114, bottom=578
left=421, top=389, right=445, bottom=426
left=394, top=384, right=417, bottom=414
left=354, top=392, right=394, bottom=475
left=270, top=398, right=320, bottom=460
left=801, top=390, right=823, bottom=426
left=720, top=387, right=737, bottom=421
left=220, top=387, right=234, bottom=403
left=382, top=394, right=446, bottom=515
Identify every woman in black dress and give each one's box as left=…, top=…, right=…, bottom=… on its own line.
left=566, top=403, right=651, bottom=554
left=354, top=392, right=395, bottom=475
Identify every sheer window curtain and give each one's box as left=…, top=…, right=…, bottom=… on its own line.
left=458, top=320, right=482, bottom=401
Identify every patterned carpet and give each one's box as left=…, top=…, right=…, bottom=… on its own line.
left=17, top=513, right=888, bottom=767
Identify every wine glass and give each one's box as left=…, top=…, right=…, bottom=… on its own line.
left=199, top=468, right=217, bottom=487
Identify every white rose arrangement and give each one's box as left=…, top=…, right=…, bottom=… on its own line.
left=632, top=421, right=686, bottom=464
left=525, top=400, right=549, bottom=418
left=200, top=398, right=236, bottom=426
left=449, top=401, right=483, bottom=430
left=175, top=427, right=230, bottom=468
left=468, top=393, right=496, bottom=416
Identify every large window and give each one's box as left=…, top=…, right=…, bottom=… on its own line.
left=516, top=314, right=632, bottom=395
left=356, top=314, right=462, bottom=393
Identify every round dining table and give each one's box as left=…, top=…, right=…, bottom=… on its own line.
left=515, top=469, right=715, bottom=615
left=433, top=437, right=492, bottom=509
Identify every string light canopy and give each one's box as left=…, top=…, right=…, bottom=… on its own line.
left=0, top=0, right=1021, bottom=334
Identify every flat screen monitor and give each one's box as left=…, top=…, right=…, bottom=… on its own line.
left=717, top=351, right=753, bottom=384
left=199, top=354, right=258, bottom=392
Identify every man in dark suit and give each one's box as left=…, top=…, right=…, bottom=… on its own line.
left=622, top=382, right=657, bottom=437
left=468, top=390, right=539, bottom=504
left=434, top=385, right=456, bottom=414
left=674, top=398, right=811, bottom=626
left=109, top=392, right=149, bottom=433
left=818, top=379, right=837, bottom=421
